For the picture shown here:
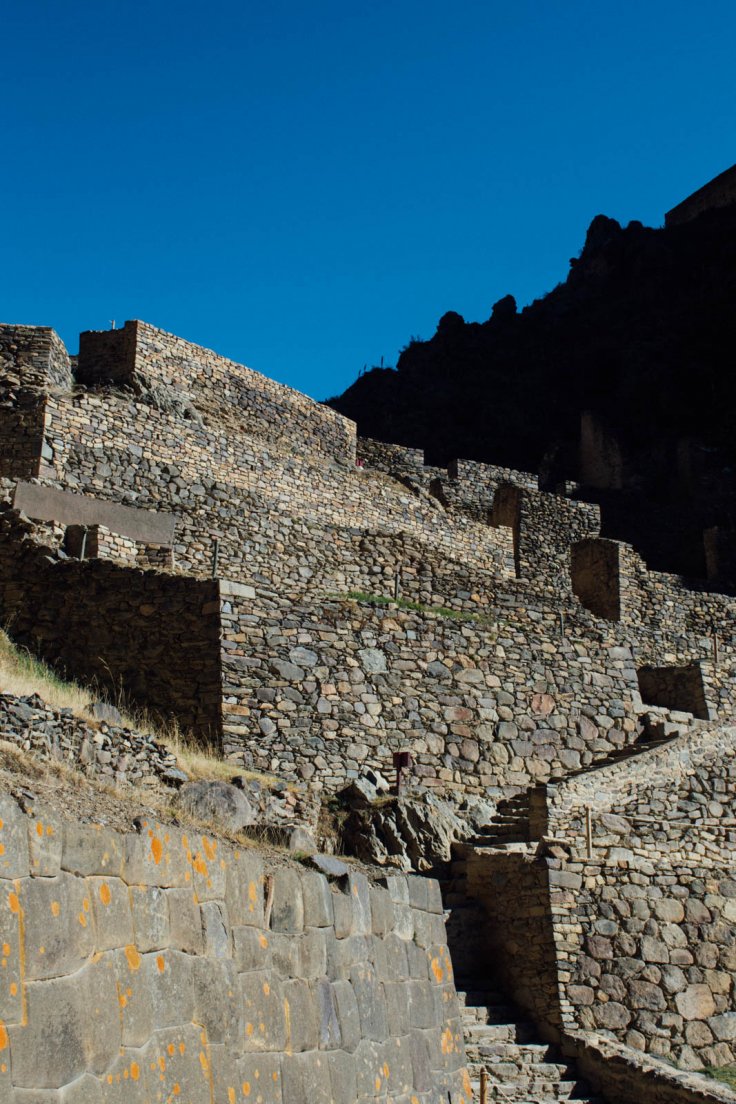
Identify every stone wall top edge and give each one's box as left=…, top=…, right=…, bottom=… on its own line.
left=129, top=319, right=356, bottom=425
left=549, top=723, right=736, bottom=804
left=565, top=1030, right=736, bottom=1103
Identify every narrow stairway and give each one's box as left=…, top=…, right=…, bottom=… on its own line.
left=458, top=986, right=603, bottom=1104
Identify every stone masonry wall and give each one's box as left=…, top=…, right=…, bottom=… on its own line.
left=77, top=320, right=358, bottom=463
left=544, top=726, right=736, bottom=862
left=465, top=848, right=564, bottom=1040
left=525, top=728, right=736, bottom=1069
left=0, top=505, right=223, bottom=741
left=558, top=854, right=736, bottom=1070
left=0, top=793, right=470, bottom=1103
left=218, top=591, right=644, bottom=794
left=39, top=386, right=515, bottom=597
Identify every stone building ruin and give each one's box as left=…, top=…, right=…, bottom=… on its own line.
left=1, top=319, right=736, bottom=1102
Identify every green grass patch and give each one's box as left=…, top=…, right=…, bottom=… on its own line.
left=337, top=590, right=492, bottom=625
left=704, top=1066, right=736, bottom=1090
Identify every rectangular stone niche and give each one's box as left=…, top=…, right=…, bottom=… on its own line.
left=636, top=663, right=709, bottom=720
left=570, top=538, right=621, bottom=620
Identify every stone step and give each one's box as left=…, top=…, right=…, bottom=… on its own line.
left=463, top=1021, right=537, bottom=1043
left=466, top=1041, right=559, bottom=1065
left=469, top=1082, right=603, bottom=1104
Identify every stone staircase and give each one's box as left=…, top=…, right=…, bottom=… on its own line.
left=467, top=791, right=531, bottom=847
left=458, top=986, right=603, bottom=1104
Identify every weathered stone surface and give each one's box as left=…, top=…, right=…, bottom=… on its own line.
left=176, top=781, right=255, bottom=831
left=676, top=984, right=717, bottom=1020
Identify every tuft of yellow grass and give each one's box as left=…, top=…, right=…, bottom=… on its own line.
left=0, top=630, right=288, bottom=791
left=0, top=630, right=117, bottom=721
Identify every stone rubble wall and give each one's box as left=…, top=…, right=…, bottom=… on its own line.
left=465, top=848, right=564, bottom=1040
left=0, top=324, right=72, bottom=393
left=0, top=691, right=182, bottom=789
left=39, top=386, right=516, bottom=595
left=565, top=1031, right=736, bottom=1103
left=0, top=505, right=223, bottom=741
left=78, top=320, right=358, bottom=463
left=218, top=591, right=644, bottom=795
left=543, top=724, right=736, bottom=863
left=556, top=852, right=736, bottom=1070
left=466, top=843, right=736, bottom=1071
left=0, top=794, right=470, bottom=1103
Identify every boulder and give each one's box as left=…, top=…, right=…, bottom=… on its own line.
left=341, top=793, right=466, bottom=871
left=176, top=781, right=255, bottom=831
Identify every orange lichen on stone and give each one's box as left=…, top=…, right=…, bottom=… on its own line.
left=124, top=945, right=142, bottom=971
left=7, top=893, right=19, bottom=915
left=50, top=901, right=60, bottom=917
left=202, top=837, right=217, bottom=861
left=150, top=837, right=163, bottom=865
left=157, top=955, right=166, bottom=973
left=99, top=883, right=112, bottom=906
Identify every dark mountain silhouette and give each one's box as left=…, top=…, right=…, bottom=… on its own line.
left=327, top=187, right=736, bottom=581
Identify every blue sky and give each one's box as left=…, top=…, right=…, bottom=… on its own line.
left=2, top=1, right=735, bottom=400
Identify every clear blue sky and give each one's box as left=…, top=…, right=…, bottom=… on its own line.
left=2, top=1, right=735, bottom=400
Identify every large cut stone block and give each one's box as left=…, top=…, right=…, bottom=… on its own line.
left=21, top=873, right=96, bottom=981
left=123, top=824, right=189, bottom=888
left=27, top=808, right=62, bottom=877
left=240, top=971, right=286, bottom=1052
left=192, top=958, right=243, bottom=1046
left=130, top=885, right=169, bottom=952
left=332, top=978, right=361, bottom=1052
left=302, top=871, right=333, bottom=928
left=270, top=869, right=304, bottom=933
left=62, top=823, right=123, bottom=879
left=9, top=956, right=120, bottom=1089
left=187, top=832, right=228, bottom=901
left=280, top=1051, right=332, bottom=1104
left=0, top=796, right=30, bottom=879
left=97, top=1049, right=147, bottom=1103
left=140, top=1026, right=211, bottom=1104
left=314, top=978, right=342, bottom=1050
left=283, top=978, right=318, bottom=1052
left=237, top=1052, right=283, bottom=1104
left=0, top=880, right=24, bottom=1024
left=89, top=876, right=134, bottom=951
left=225, top=851, right=265, bottom=928
left=166, top=888, right=205, bottom=954
left=350, top=963, right=389, bottom=1041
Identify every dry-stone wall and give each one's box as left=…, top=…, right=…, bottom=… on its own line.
left=0, top=691, right=183, bottom=788
left=0, top=325, right=70, bottom=482
left=39, top=377, right=514, bottom=596
left=218, top=591, right=642, bottom=795
left=0, top=505, right=223, bottom=740
left=558, top=853, right=736, bottom=1070
left=544, top=724, right=736, bottom=863
left=78, top=320, right=358, bottom=462
left=0, top=794, right=470, bottom=1103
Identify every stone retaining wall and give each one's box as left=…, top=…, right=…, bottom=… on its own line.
left=565, top=1031, right=736, bottom=1103
left=218, top=591, right=643, bottom=796
left=558, top=854, right=736, bottom=1070
left=78, top=319, right=357, bottom=462
left=0, top=793, right=470, bottom=1103
left=0, top=691, right=182, bottom=788
left=543, top=725, right=736, bottom=863
left=0, top=505, right=223, bottom=740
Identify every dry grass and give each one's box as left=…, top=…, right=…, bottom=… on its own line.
left=0, top=630, right=288, bottom=791
left=0, top=630, right=126, bottom=722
